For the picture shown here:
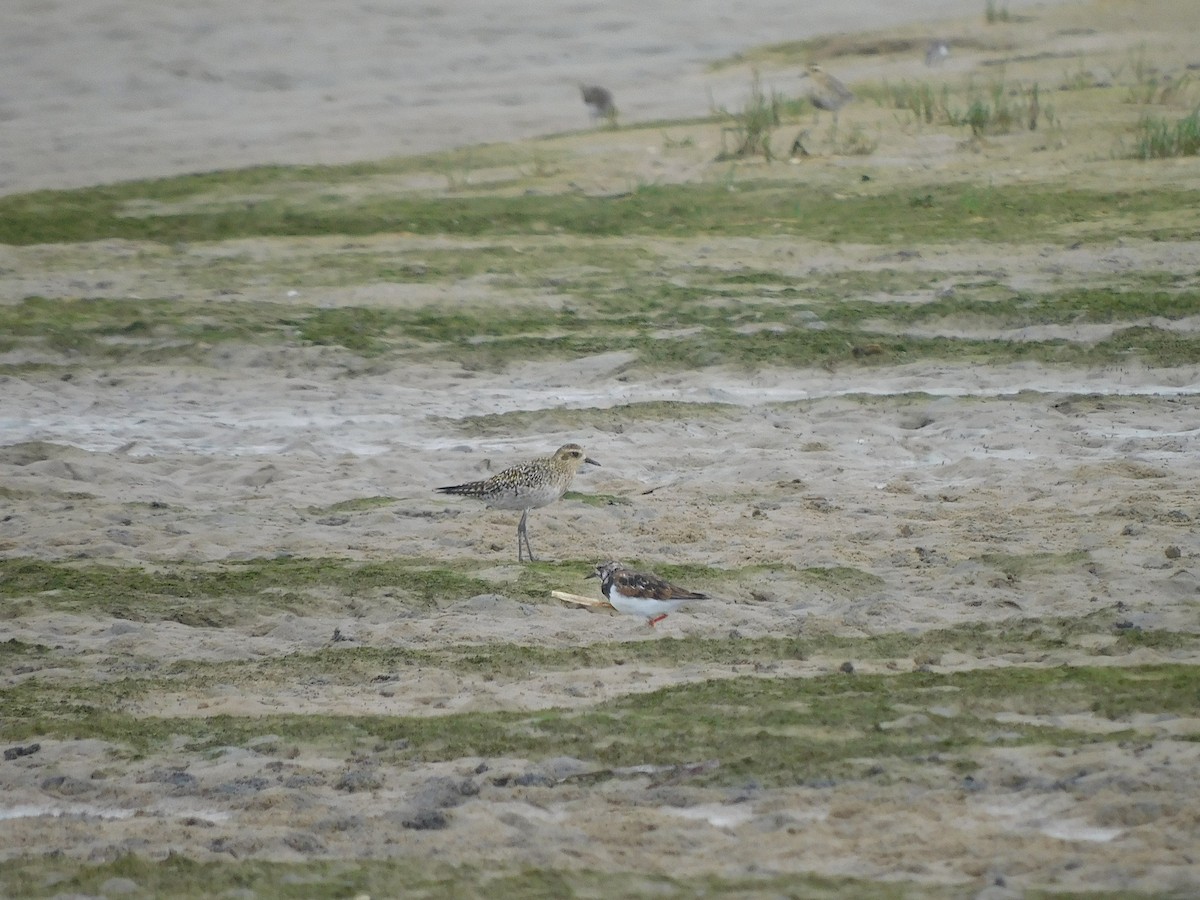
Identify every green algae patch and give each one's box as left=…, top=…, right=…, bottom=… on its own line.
left=975, top=550, right=1093, bottom=582
left=0, top=557, right=491, bottom=623
left=822, top=287, right=1200, bottom=329
left=0, top=295, right=292, bottom=362
left=3, top=664, right=1195, bottom=783
left=423, top=322, right=1200, bottom=374
left=4, top=268, right=1198, bottom=373
left=561, top=490, right=634, bottom=507
left=305, top=496, right=399, bottom=515
left=0, top=853, right=939, bottom=900
left=0, top=638, right=52, bottom=660
left=5, top=168, right=1200, bottom=245
left=798, top=566, right=887, bottom=593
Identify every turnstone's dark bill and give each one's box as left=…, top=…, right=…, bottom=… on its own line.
left=587, top=561, right=707, bottom=627
left=436, top=444, right=600, bottom=562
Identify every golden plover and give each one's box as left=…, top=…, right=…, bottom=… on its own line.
left=580, top=84, right=617, bottom=124
left=588, top=561, right=707, bottom=627
left=437, top=444, right=600, bottom=562
left=801, top=63, right=854, bottom=138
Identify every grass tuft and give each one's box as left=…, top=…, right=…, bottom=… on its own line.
left=715, top=71, right=784, bottom=161
left=1129, top=109, right=1200, bottom=159
left=984, top=0, right=1010, bottom=24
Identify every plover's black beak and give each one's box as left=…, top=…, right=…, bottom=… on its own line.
left=584, top=457, right=600, bottom=467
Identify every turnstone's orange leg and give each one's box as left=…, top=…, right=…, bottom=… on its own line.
left=648, top=614, right=668, bottom=627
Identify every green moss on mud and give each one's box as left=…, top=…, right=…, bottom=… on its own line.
left=0, top=557, right=490, bottom=623
left=3, top=665, right=1193, bottom=784
left=3, top=170, right=1198, bottom=245
left=0, top=852, right=937, bottom=900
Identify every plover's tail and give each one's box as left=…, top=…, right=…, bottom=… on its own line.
left=435, top=480, right=489, bottom=498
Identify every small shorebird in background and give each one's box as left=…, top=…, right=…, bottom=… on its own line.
left=588, top=561, right=708, bottom=627
left=436, top=444, right=600, bottom=562
left=925, top=40, right=951, bottom=66
left=801, top=63, right=854, bottom=139
left=580, top=83, right=617, bottom=125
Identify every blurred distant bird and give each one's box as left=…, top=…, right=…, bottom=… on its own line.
left=580, top=84, right=617, bottom=124
left=801, top=63, right=854, bottom=138
left=789, top=128, right=812, bottom=158
left=925, top=40, right=951, bottom=66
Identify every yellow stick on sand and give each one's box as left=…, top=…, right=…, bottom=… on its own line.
left=551, top=590, right=615, bottom=609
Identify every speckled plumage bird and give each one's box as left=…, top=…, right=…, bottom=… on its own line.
left=801, top=63, right=854, bottom=138
left=436, top=444, right=600, bottom=562
left=802, top=63, right=854, bottom=112
left=579, top=84, right=617, bottom=124
left=588, top=561, right=708, bottom=627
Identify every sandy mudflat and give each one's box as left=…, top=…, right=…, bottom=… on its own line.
left=0, top=0, right=1059, bottom=195
left=3, top=0, right=1200, bottom=896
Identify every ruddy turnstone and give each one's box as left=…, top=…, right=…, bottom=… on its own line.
left=588, top=561, right=707, bottom=627
left=436, top=444, right=600, bottom=562
left=580, top=84, right=617, bottom=124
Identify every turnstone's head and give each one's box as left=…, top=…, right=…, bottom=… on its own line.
left=587, top=560, right=624, bottom=582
